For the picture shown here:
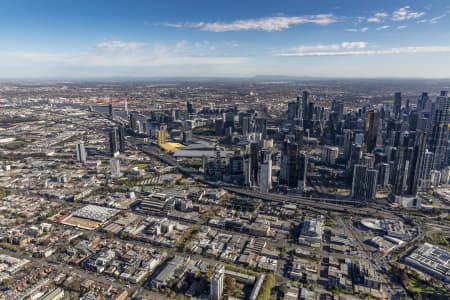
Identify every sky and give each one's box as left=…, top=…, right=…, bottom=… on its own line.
left=1, top=0, right=450, bottom=78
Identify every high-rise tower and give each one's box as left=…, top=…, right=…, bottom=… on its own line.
left=428, top=91, right=449, bottom=170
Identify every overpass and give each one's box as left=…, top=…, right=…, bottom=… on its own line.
left=135, top=142, right=396, bottom=216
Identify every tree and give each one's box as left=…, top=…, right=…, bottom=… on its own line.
left=257, top=273, right=275, bottom=300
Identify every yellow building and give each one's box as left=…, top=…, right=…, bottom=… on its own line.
left=157, top=129, right=167, bottom=145
left=160, top=142, right=184, bottom=153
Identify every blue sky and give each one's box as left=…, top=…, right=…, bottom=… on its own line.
left=1, top=0, right=450, bottom=78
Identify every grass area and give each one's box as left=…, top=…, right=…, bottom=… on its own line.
left=2, top=141, right=27, bottom=150
left=425, top=232, right=450, bottom=247
left=325, top=217, right=334, bottom=227
left=0, top=242, right=20, bottom=252
left=224, top=277, right=245, bottom=298
left=223, top=263, right=259, bottom=277
left=406, top=278, right=436, bottom=294
left=132, top=163, right=149, bottom=169
left=432, top=202, right=442, bottom=209
left=0, top=188, right=9, bottom=199
left=176, top=225, right=199, bottom=251
left=257, top=273, right=275, bottom=300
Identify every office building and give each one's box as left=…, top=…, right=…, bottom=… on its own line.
left=243, top=153, right=252, bottom=187
left=108, top=101, right=114, bottom=119
left=118, top=125, right=126, bottom=152
left=259, top=149, right=272, bottom=192
left=109, top=128, right=120, bottom=157
left=406, top=130, right=426, bottom=195
left=365, top=110, right=379, bottom=153
left=298, top=152, right=308, bottom=191
left=280, top=137, right=300, bottom=188
left=242, top=116, right=250, bottom=135
left=110, top=158, right=121, bottom=177
left=391, top=145, right=410, bottom=196
left=322, top=145, right=339, bottom=166
left=419, top=150, right=434, bottom=188
left=186, top=101, right=194, bottom=114
left=365, top=169, right=378, bottom=201
left=210, top=264, right=225, bottom=300
left=182, top=130, right=193, bottom=144
left=255, top=118, right=267, bottom=138
left=418, top=92, right=429, bottom=112
left=157, top=124, right=168, bottom=145
left=352, top=164, right=378, bottom=201
left=249, top=142, right=260, bottom=186
left=394, top=92, right=402, bottom=119
left=215, top=118, right=225, bottom=136
left=130, top=112, right=139, bottom=132
left=76, top=143, right=87, bottom=164
left=376, top=163, right=390, bottom=188
left=428, top=91, right=450, bottom=170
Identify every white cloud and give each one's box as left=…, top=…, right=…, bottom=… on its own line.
left=429, top=14, right=447, bottom=24
left=275, top=45, right=450, bottom=57
left=289, top=41, right=367, bottom=53
left=397, top=25, right=408, bottom=30
left=95, top=40, right=147, bottom=50
left=367, top=17, right=380, bottom=23
left=376, top=25, right=390, bottom=30
left=341, top=42, right=367, bottom=49
left=367, top=12, right=389, bottom=23
left=345, top=27, right=369, bottom=32
left=162, top=15, right=337, bottom=32
left=392, top=6, right=425, bottom=21
left=0, top=40, right=246, bottom=68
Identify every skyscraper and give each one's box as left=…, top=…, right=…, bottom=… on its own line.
left=210, top=264, right=225, bottom=300
left=215, top=118, right=225, bottom=136
left=242, top=116, right=250, bottom=135
left=186, top=101, right=193, bottom=114
left=118, top=125, right=126, bottom=152
left=110, top=158, right=121, bottom=177
left=419, top=150, right=434, bottom=188
left=129, top=113, right=138, bottom=132
left=365, top=169, right=378, bottom=201
left=243, top=152, right=252, bottom=187
left=250, top=142, right=260, bottom=186
left=109, top=128, right=120, bottom=157
left=124, top=97, right=129, bottom=117
left=392, top=146, right=410, bottom=196
left=365, top=110, right=379, bottom=153
left=352, top=164, right=378, bottom=201
left=108, top=99, right=114, bottom=119
left=76, top=143, right=86, bottom=164
left=157, top=124, right=168, bottom=145
left=418, top=92, right=429, bottom=112
left=255, top=118, right=267, bottom=138
left=394, top=92, right=402, bottom=119
left=352, top=164, right=367, bottom=201
left=298, top=152, right=308, bottom=190
left=280, top=137, right=300, bottom=188
left=259, top=149, right=272, bottom=192
left=376, top=163, right=390, bottom=188
left=287, top=101, right=298, bottom=122
left=428, top=91, right=450, bottom=170
left=407, top=130, right=426, bottom=195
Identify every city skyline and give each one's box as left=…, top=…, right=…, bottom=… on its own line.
left=1, top=0, right=450, bottom=78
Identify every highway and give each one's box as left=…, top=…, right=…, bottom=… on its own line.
left=131, top=139, right=400, bottom=218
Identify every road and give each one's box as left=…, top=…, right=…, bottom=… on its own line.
left=128, top=138, right=403, bottom=219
